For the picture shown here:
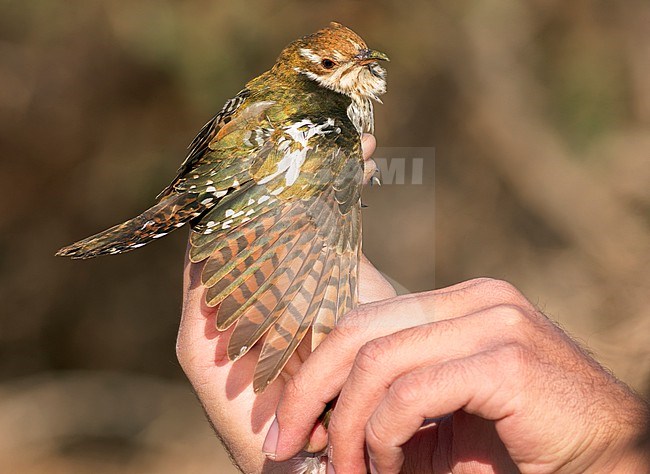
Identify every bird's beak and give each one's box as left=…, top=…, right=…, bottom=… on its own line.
left=356, top=49, right=390, bottom=65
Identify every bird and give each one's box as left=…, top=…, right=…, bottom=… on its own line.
left=57, top=22, right=388, bottom=394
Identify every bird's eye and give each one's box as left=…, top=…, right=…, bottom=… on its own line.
left=321, top=58, right=336, bottom=69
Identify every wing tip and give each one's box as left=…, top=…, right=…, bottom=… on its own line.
left=55, top=243, right=92, bottom=259
left=55, top=247, right=72, bottom=257
left=253, top=376, right=273, bottom=393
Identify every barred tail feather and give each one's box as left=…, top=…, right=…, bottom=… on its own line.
left=252, top=236, right=323, bottom=392
left=252, top=245, right=335, bottom=392
left=56, top=193, right=203, bottom=259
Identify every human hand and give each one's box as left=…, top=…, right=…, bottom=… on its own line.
left=269, top=279, right=650, bottom=473
left=176, top=134, right=397, bottom=473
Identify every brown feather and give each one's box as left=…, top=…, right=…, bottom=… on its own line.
left=252, top=236, right=324, bottom=392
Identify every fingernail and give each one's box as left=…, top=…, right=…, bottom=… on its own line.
left=326, top=460, right=336, bottom=474
left=369, top=459, right=378, bottom=474
left=262, top=418, right=279, bottom=459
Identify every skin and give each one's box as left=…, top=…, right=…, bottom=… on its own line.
left=271, top=284, right=650, bottom=474
left=177, top=135, right=650, bottom=474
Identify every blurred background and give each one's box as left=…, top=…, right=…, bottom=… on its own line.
left=1, top=0, right=649, bottom=472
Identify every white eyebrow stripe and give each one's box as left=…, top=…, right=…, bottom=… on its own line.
left=332, top=50, right=346, bottom=62
left=299, top=48, right=322, bottom=64
left=347, top=38, right=363, bottom=50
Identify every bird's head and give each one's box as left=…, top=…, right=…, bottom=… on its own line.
left=275, top=22, right=389, bottom=102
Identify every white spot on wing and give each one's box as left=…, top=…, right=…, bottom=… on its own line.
left=221, top=219, right=233, bottom=230
left=243, top=130, right=253, bottom=147
left=258, top=119, right=337, bottom=186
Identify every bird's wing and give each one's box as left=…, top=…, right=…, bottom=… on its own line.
left=55, top=91, right=264, bottom=259
left=186, top=108, right=363, bottom=392
left=156, top=88, right=252, bottom=200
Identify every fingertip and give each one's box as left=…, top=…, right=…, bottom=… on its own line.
left=273, top=368, right=346, bottom=460
left=304, top=421, right=329, bottom=453
left=361, top=134, right=377, bottom=161
left=362, top=159, right=378, bottom=185
left=273, top=395, right=328, bottom=460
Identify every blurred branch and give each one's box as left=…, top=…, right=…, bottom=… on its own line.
left=457, top=2, right=649, bottom=281
left=450, top=1, right=650, bottom=387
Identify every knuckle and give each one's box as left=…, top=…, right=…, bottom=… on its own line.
left=493, top=303, right=531, bottom=329
left=335, top=305, right=374, bottom=336
left=330, top=303, right=384, bottom=348
left=388, top=375, right=421, bottom=407
left=354, top=337, right=392, bottom=375
left=481, top=278, right=525, bottom=304
left=498, top=342, right=531, bottom=376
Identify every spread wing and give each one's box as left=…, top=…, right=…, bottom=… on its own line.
left=157, top=88, right=252, bottom=200
left=58, top=82, right=363, bottom=385
left=184, top=100, right=363, bottom=392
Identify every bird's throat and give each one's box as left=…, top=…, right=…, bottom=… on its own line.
left=347, top=97, right=375, bottom=135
